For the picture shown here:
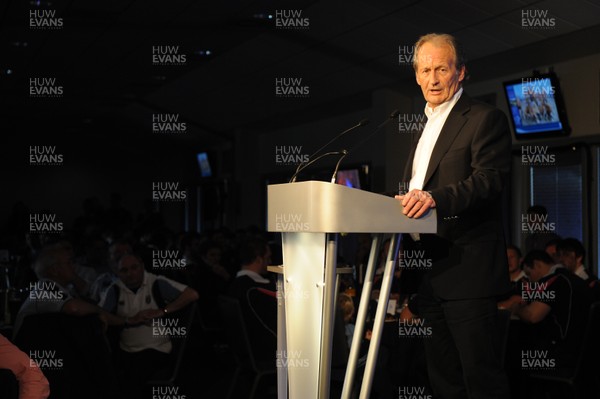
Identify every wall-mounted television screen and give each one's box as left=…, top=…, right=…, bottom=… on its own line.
left=197, top=152, right=212, bottom=177
left=502, top=72, right=570, bottom=139
left=336, top=168, right=362, bottom=189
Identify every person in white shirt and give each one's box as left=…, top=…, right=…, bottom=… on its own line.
left=507, top=245, right=526, bottom=284
left=99, top=253, right=198, bottom=399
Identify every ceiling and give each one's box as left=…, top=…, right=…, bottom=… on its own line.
left=2, top=0, right=600, bottom=146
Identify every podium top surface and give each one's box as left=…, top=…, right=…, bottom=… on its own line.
left=267, top=180, right=436, bottom=233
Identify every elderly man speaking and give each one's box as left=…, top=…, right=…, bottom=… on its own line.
left=397, top=33, right=511, bottom=399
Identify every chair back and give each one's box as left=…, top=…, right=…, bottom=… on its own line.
left=218, top=295, right=259, bottom=371
left=14, top=313, right=116, bottom=399
left=148, top=301, right=197, bottom=385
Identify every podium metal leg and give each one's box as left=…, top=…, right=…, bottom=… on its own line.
left=318, top=233, right=338, bottom=399
left=359, top=233, right=401, bottom=399
left=341, top=234, right=382, bottom=399
left=281, top=232, right=327, bottom=399
left=276, top=274, right=288, bottom=399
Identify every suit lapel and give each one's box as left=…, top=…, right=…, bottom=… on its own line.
left=422, top=95, right=471, bottom=188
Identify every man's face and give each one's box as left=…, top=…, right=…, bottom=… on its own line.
left=415, top=42, right=465, bottom=109
left=558, top=250, right=581, bottom=272
left=117, top=255, right=145, bottom=290
left=507, top=248, right=521, bottom=274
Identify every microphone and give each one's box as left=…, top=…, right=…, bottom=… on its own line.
left=290, top=118, right=369, bottom=182
left=346, top=110, right=399, bottom=156
left=330, top=150, right=349, bottom=183
left=330, top=110, right=399, bottom=184
left=289, top=151, right=346, bottom=183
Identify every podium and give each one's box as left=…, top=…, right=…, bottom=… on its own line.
left=267, top=181, right=436, bottom=399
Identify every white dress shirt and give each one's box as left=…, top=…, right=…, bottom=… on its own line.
left=410, top=88, right=463, bottom=191
left=408, top=88, right=463, bottom=242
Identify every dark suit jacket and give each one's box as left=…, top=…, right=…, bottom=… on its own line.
left=402, top=93, right=512, bottom=300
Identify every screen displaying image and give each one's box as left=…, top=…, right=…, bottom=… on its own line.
left=336, top=169, right=361, bottom=189
left=504, top=77, right=564, bottom=135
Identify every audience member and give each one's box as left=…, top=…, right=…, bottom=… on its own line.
left=173, top=236, right=230, bottom=328
left=509, top=250, right=592, bottom=370
left=544, top=238, right=562, bottom=265
left=89, top=239, right=132, bottom=303
left=337, top=293, right=356, bottom=348
left=55, top=239, right=97, bottom=299
left=498, top=244, right=528, bottom=309
left=227, top=235, right=276, bottom=361
left=13, top=243, right=123, bottom=339
left=99, top=253, right=198, bottom=398
left=557, top=237, right=597, bottom=283
left=506, top=245, right=526, bottom=285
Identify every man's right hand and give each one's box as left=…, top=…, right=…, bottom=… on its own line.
left=396, top=189, right=436, bottom=219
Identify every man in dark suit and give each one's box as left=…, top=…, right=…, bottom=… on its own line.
left=227, top=235, right=277, bottom=361
left=396, top=33, right=511, bottom=398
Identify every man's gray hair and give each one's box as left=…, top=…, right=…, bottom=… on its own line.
left=412, top=33, right=467, bottom=73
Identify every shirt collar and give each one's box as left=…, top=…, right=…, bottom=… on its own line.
left=546, top=263, right=564, bottom=277
left=236, top=269, right=270, bottom=284
left=424, top=87, right=463, bottom=118
left=574, top=265, right=589, bottom=280
left=511, top=270, right=527, bottom=283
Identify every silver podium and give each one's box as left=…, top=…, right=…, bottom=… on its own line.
left=267, top=181, right=436, bottom=399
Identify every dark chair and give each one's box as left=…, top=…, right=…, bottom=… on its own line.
left=14, top=313, right=118, bottom=399
left=0, top=369, right=18, bottom=399
left=217, top=295, right=276, bottom=399
left=147, top=301, right=197, bottom=386
left=528, top=301, right=600, bottom=398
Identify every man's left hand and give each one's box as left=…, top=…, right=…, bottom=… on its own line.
left=396, top=189, right=436, bottom=219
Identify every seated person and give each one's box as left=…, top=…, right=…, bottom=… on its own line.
left=498, top=244, right=528, bottom=309
left=0, top=333, right=50, bottom=399
left=337, top=293, right=356, bottom=348
left=227, top=236, right=276, bottom=361
left=99, top=253, right=198, bottom=398
left=507, top=245, right=527, bottom=285
left=89, top=240, right=132, bottom=303
left=557, top=238, right=597, bottom=283
left=509, top=250, right=592, bottom=370
left=13, top=243, right=123, bottom=340
left=55, top=239, right=98, bottom=299
left=173, top=238, right=230, bottom=328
